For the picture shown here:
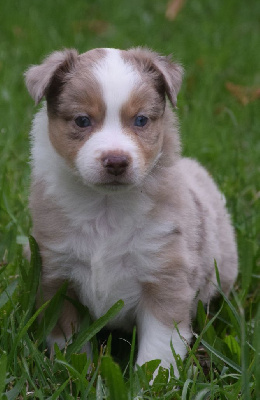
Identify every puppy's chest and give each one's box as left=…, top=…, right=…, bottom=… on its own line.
left=67, top=209, right=172, bottom=322
left=77, top=250, right=142, bottom=326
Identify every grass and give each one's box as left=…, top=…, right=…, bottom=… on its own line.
left=0, top=0, right=259, bottom=398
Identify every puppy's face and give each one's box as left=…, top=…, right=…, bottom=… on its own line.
left=26, top=48, right=183, bottom=192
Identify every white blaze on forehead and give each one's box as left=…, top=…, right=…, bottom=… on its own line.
left=92, top=48, right=141, bottom=121
left=75, top=49, right=142, bottom=185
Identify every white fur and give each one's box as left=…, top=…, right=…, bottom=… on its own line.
left=30, top=104, right=71, bottom=193
left=75, top=126, right=141, bottom=188
left=136, top=310, right=191, bottom=375
left=93, top=49, right=141, bottom=111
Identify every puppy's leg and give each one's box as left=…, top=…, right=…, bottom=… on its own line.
left=38, top=280, right=81, bottom=355
left=137, top=272, right=194, bottom=376
left=136, top=310, right=191, bottom=377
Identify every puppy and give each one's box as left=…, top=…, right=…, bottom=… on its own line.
left=25, top=47, right=238, bottom=373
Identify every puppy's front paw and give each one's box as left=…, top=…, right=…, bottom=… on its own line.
left=136, top=311, right=191, bottom=379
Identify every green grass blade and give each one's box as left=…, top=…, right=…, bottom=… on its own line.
left=129, top=325, right=136, bottom=399
left=240, top=319, right=251, bottom=400
left=200, top=338, right=242, bottom=373
left=71, top=352, right=88, bottom=374
left=170, top=339, right=184, bottom=379
left=95, top=375, right=104, bottom=400
left=20, top=356, right=39, bottom=395
left=196, top=300, right=218, bottom=345
left=66, top=300, right=124, bottom=358
left=214, top=260, right=221, bottom=287
left=5, top=372, right=27, bottom=400
left=152, top=366, right=169, bottom=387
left=82, top=362, right=100, bottom=399
left=9, top=300, right=50, bottom=364
left=2, top=193, right=22, bottom=234
left=215, top=286, right=241, bottom=332
left=28, top=235, right=41, bottom=303
left=223, top=335, right=241, bottom=364
left=55, top=359, right=88, bottom=386
left=100, top=355, right=128, bottom=400
left=54, top=342, right=66, bottom=362
left=49, top=378, right=70, bottom=400
left=105, top=333, right=112, bottom=356
left=136, top=359, right=161, bottom=394
left=16, top=301, right=50, bottom=342
left=182, top=379, right=192, bottom=400
left=0, top=353, right=7, bottom=396
left=35, top=281, right=68, bottom=345
left=0, top=280, right=18, bottom=309
left=24, top=335, right=53, bottom=384
left=194, top=388, right=211, bottom=400
left=0, top=262, right=9, bottom=276
left=253, top=303, right=260, bottom=399
left=19, top=236, right=41, bottom=316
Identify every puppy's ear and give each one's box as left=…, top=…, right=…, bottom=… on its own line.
left=25, top=49, right=78, bottom=104
left=152, top=55, right=183, bottom=108
left=127, top=48, right=183, bottom=107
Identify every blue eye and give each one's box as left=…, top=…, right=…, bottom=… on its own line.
left=75, top=116, right=91, bottom=128
left=134, top=115, right=148, bottom=127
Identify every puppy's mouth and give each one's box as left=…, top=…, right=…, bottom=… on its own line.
left=103, top=181, right=124, bottom=185
left=94, top=181, right=133, bottom=193
left=77, top=171, right=137, bottom=193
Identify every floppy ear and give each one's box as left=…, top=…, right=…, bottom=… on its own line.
left=24, top=49, right=78, bottom=104
left=152, top=55, right=183, bottom=108
left=127, top=47, right=183, bottom=107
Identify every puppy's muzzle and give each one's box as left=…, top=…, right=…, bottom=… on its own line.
left=102, top=154, right=130, bottom=176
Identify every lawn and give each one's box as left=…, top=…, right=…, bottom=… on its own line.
left=0, top=0, right=259, bottom=398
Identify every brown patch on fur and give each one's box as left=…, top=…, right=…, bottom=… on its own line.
left=47, top=49, right=107, bottom=164
left=26, top=48, right=108, bottom=165
left=46, top=48, right=105, bottom=115
left=120, top=93, right=181, bottom=177
left=120, top=83, right=165, bottom=145
left=121, top=119, right=164, bottom=177
left=121, top=85, right=165, bottom=124
left=48, top=112, right=102, bottom=164
left=141, top=253, right=195, bottom=327
left=121, top=47, right=183, bottom=107
left=121, top=48, right=182, bottom=173
left=138, top=218, right=197, bottom=327
left=158, top=106, right=181, bottom=167
left=30, top=179, right=70, bottom=245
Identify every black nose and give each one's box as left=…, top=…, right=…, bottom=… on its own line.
left=102, top=155, right=129, bottom=176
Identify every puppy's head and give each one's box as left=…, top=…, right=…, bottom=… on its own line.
left=25, top=47, right=183, bottom=192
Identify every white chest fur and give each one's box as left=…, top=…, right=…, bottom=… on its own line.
left=47, top=185, right=174, bottom=328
